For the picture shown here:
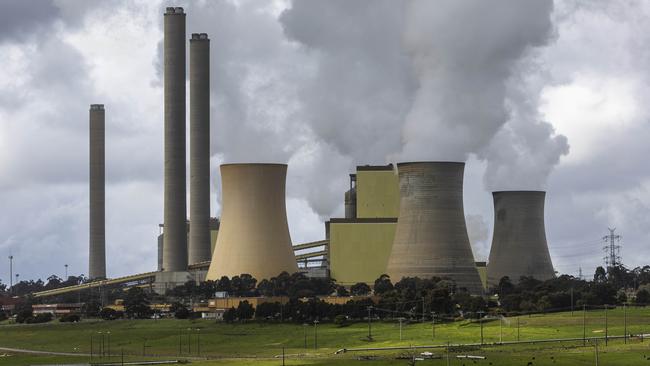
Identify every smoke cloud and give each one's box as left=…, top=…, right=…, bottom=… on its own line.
left=282, top=0, right=567, bottom=195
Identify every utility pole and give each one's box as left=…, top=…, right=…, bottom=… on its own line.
left=605, top=304, right=608, bottom=347
left=303, top=323, right=307, bottom=349
left=602, top=228, right=622, bottom=268
left=8, top=256, right=13, bottom=293
left=517, top=316, right=520, bottom=342
left=499, top=316, right=503, bottom=343
left=367, top=306, right=373, bottom=340
left=446, top=341, right=450, bottom=366
left=583, top=304, right=587, bottom=346
left=422, top=297, right=426, bottom=322
left=313, top=320, right=319, bottom=350
left=595, top=339, right=599, bottom=366
left=398, top=318, right=405, bottom=341
left=431, top=312, right=436, bottom=340
left=477, top=311, right=485, bottom=345
left=623, top=304, right=627, bottom=344
left=64, top=264, right=68, bottom=280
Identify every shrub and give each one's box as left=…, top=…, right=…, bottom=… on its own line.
left=15, top=309, right=33, bottom=324
left=636, top=289, right=650, bottom=304
left=99, top=308, right=121, bottom=320
left=334, top=314, right=348, bottom=327
left=223, top=307, right=236, bottom=322
left=59, top=314, right=80, bottom=323
left=26, top=313, right=52, bottom=324
left=170, top=302, right=190, bottom=319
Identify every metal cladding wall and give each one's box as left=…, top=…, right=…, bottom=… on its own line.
left=386, top=162, right=483, bottom=294
left=206, top=164, right=298, bottom=281
left=89, top=104, right=106, bottom=279
left=487, top=191, right=555, bottom=286
left=163, top=7, right=187, bottom=272
left=188, top=33, right=211, bottom=265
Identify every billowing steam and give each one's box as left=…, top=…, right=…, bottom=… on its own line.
left=281, top=0, right=568, bottom=209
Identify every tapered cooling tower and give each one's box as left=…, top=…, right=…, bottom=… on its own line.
left=89, top=104, right=106, bottom=279
left=487, top=191, right=555, bottom=286
left=188, top=33, right=211, bottom=265
left=386, top=162, right=483, bottom=294
left=206, top=164, right=298, bottom=281
left=163, top=7, right=187, bottom=272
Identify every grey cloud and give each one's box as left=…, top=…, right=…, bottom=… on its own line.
left=0, top=0, right=59, bottom=42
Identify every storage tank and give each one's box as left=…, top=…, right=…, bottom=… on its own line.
left=386, top=162, right=483, bottom=294
left=487, top=191, right=555, bottom=286
left=206, top=164, right=298, bottom=281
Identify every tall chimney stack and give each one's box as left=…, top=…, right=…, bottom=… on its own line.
left=188, top=33, right=211, bottom=264
left=89, top=104, right=106, bottom=279
left=163, top=6, right=187, bottom=271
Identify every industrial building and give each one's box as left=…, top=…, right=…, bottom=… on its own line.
left=327, top=165, right=398, bottom=286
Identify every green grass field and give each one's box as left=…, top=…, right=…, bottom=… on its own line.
left=1, top=306, right=649, bottom=365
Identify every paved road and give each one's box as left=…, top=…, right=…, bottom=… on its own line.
left=0, top=346, right=88, bottom=356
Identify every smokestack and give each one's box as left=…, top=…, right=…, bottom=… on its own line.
left=487, top=191, right=555, bottom=286
left=163, top=6, right=187, bottom=272
left=89, top=104, right=106, bottom=279
left=386, top=162, right=483, bottom=294
left=188, top=33, right=211, bottom=265
left=206, top=164, right=298, bottom=281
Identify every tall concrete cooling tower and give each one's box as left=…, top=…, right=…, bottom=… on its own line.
left=487, top=191, right=555, bottom=286
left=89, top=104, right=106, bottom=279
left=206, top=164, right=298, bottom=281
left=163, top=6, right=187, bottom=272
left=386, top=162, right=483, bottom=294
left=188, top=33, right=211, bottom=265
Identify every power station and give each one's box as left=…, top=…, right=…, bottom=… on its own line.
left=79, top=6, right=557, bottom=297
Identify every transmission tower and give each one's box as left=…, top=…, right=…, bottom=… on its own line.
left=578, top=267, right=583, bottom=281
left=602, top=228, right=622, bottom=268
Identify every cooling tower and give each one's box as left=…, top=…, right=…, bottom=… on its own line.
left=206, top=164, right=298, bottom=281
left=188, top=33, right=211, bottom=265
left=163, top=7, right=187, bottom=272
left=89, top=104, right=106, bottom=279
left=386, top=162, right=483, bottom=294
left=487, top=191, right=555, bottom=286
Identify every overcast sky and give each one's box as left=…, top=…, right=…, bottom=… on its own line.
left=1, top=0, right=649, bottom=282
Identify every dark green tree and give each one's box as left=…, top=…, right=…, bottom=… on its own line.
left=236, top=300, right=255, bottom=320
left=350, top=282, right=371, bottom=296
left=123, top=287, right=151, bottom=319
